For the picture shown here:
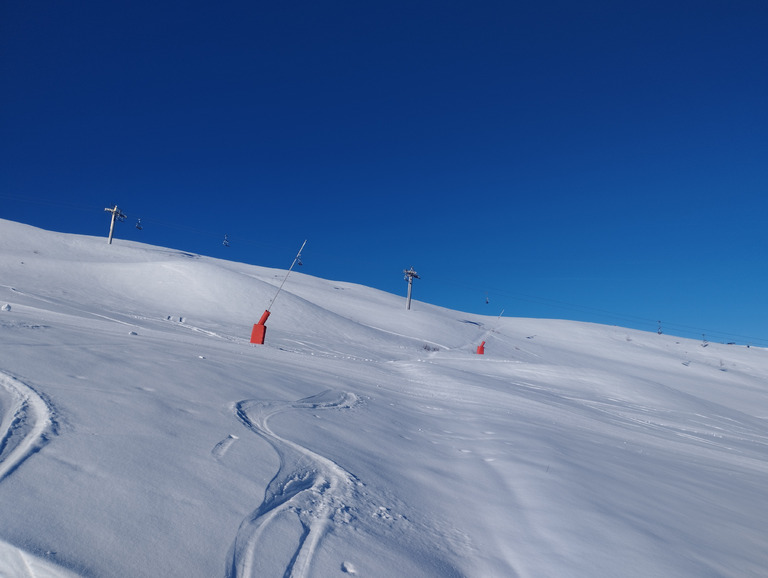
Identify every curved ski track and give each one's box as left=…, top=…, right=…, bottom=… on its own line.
left=226, top=390, right=360, bottom=578
left=0, top=371, right=54, bottom=483
left=0, top=372, right=76, bottom=576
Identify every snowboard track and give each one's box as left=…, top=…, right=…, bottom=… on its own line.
left=226, top=390, right=360, bottom=578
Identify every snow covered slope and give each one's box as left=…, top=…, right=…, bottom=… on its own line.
left=1, top=218, right=767, bottom=577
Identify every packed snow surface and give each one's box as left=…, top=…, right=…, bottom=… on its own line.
left=1, top=218, right=767, bottom=577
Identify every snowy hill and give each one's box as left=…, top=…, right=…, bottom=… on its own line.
left=1, top=218, right=767, bottom=578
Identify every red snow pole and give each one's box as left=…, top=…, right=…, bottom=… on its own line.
left=476, top=341, right=485, bottom=355
left=250, top=240, right=306, bottom=345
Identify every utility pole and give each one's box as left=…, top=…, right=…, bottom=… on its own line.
left=403, top=267, right=420, bottom=310
left=104, top=205, right=126, bottom=244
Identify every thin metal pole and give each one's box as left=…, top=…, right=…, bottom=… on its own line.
left=107, top=211, right=117, bottom=244
left=105, top=205, right=125, bottom=244
left=406, top=276, right=413, bottom=310
left=267, top=240, right=307, bottom=312
left=403, top=267, right=419, bottom=310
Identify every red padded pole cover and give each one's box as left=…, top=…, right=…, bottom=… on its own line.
left=250, top=323, right=267, bottom=344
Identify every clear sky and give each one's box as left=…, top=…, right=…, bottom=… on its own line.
left=2, top=1, right=767, bottom=345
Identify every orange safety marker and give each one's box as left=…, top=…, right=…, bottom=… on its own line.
left=476, top=341, right=485, bottom=355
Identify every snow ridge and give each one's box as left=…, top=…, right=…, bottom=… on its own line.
left=226, top=391, right=360, bottom=578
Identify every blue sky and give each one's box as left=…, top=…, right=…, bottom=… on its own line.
left=2, top=1, right=767, bottom=344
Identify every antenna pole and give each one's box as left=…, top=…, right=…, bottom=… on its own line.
left=403, top=267, right=420, bottom=310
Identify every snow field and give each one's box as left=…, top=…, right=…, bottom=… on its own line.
left=1, top=218, right=767, bottom=577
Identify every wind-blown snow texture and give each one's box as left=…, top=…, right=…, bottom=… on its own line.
left=1, top=218, right=767, bottom=577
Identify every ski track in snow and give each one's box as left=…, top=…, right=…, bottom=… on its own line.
left=0, top=285, right=139, bottom=329
left=0, top=372, right=75, bottom=577
left=0, top=371, right=54, bottom=483
left=226, top=390, right=360, bottom=578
